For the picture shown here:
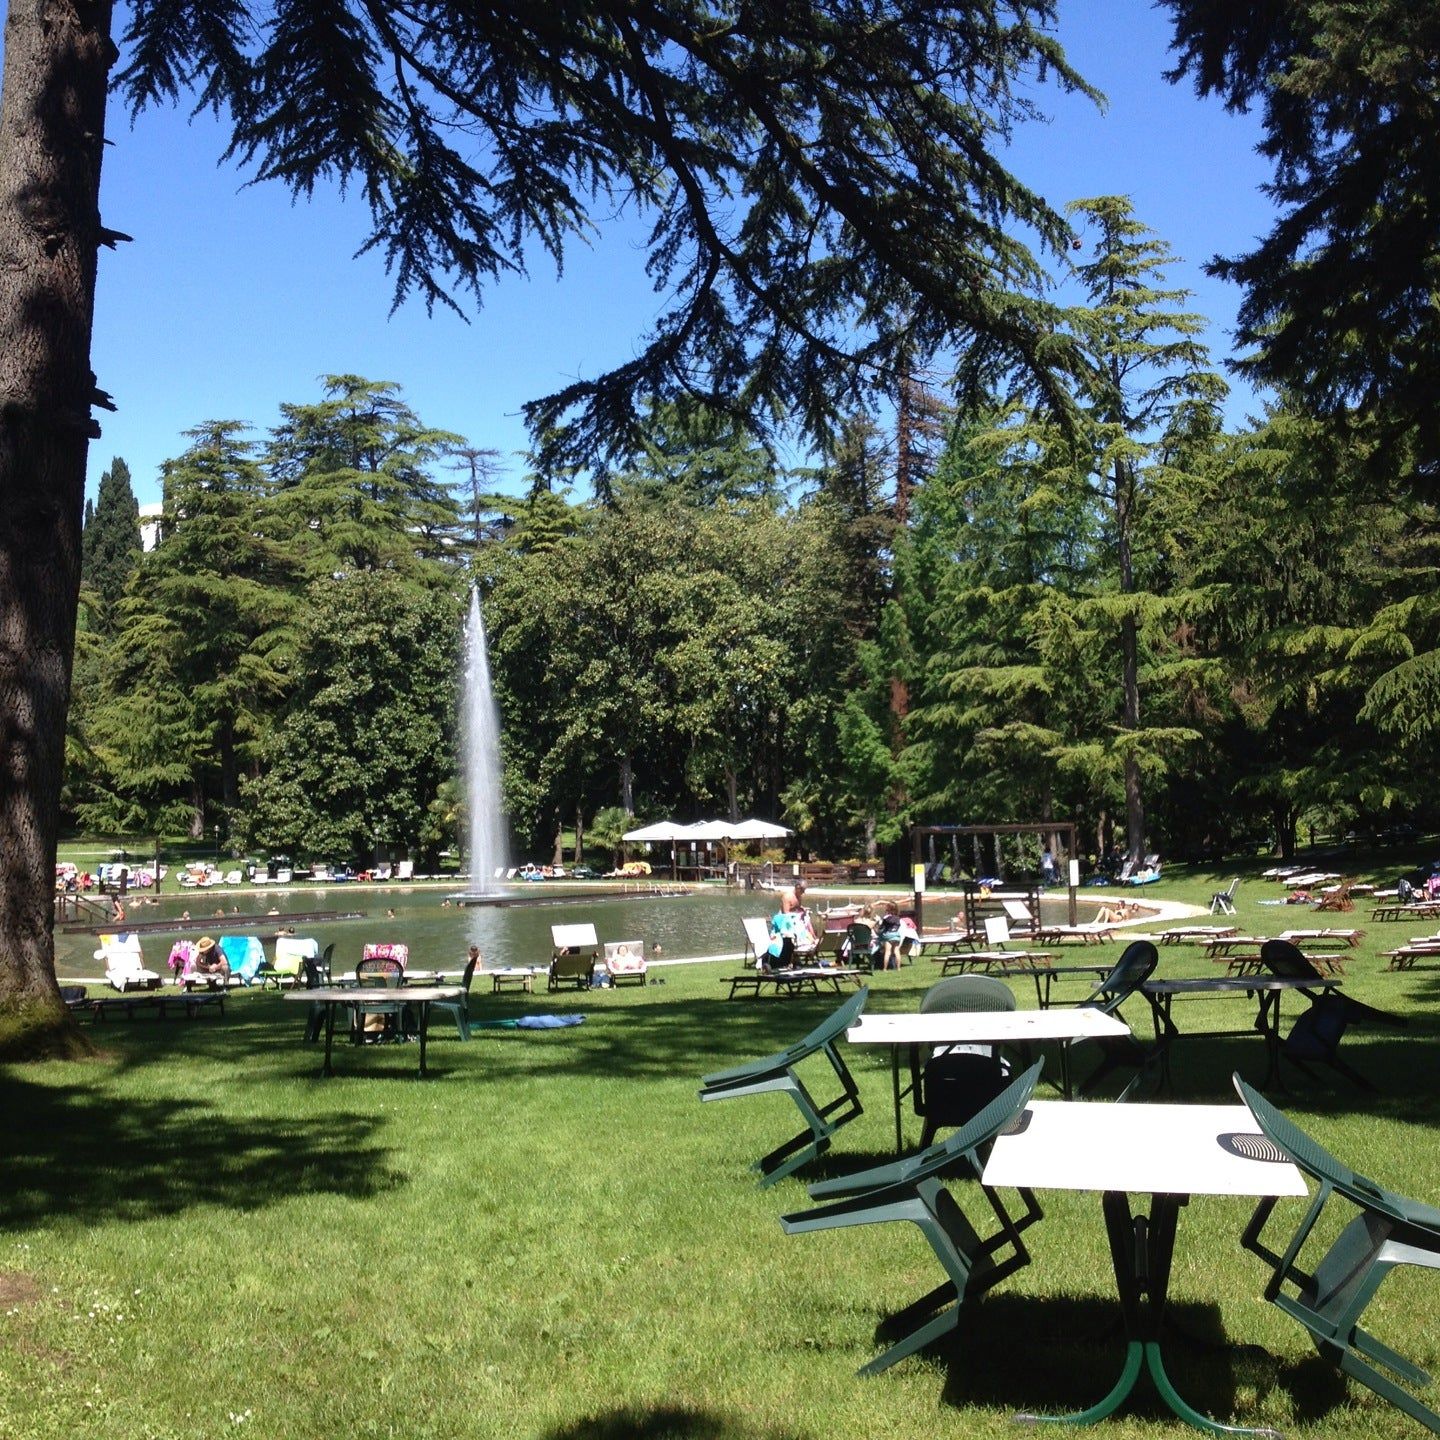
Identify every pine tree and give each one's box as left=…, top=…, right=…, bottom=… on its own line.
left=914, top=200, right=1227, bottom=864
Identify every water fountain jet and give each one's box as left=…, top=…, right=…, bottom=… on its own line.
left=458, top=586, right=508, bottom=899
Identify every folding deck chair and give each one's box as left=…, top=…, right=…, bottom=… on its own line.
left=94, top=934, right=162, bottom=992
left=603, top=939, right=648, bottom=986
left=258, top=935, right=319, bottom=989
left=549, top=924, right=599, bottom=990
left=1210, top=878, right=1241, bottom=915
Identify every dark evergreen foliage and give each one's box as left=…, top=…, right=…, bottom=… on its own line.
left=1162, top=0, right=1440, bottom=490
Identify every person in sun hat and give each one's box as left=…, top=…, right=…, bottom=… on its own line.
left=193, top=935, right=230, bottom=980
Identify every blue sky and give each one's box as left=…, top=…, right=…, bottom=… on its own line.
left=84, top=2, right=1276, bottom=507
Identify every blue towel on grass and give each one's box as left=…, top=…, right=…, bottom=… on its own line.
left=473, top=1014, right=586, bottom=1030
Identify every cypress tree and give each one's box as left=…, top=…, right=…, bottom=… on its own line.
left=82, top=457, right=140, bottom=629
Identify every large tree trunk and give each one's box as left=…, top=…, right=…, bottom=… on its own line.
left=0, top=0, right=113, bottom=1059
left=1114, top=459, right=1145, bottom=865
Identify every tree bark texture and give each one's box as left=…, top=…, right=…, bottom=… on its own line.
left=0, top=0, right=113, bottom=1058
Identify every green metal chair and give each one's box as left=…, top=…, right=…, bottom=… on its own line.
left=429, top=952, right=478, bottom=1040
left=1235, top=1074, right=1440, bottom=1433
left=780, top=1059, right=1044, bottom=1376
left=910, top=975, right=1019, bottom=1149
left=1048, top=940, right=1158, bottom=1099
left=1260, top=939, right=1405, bottom=1090
left=698, top=986, right=868, bottom=1188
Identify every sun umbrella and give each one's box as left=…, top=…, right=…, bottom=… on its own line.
left=622, top=820, right=693, bottom=842
left=621, top=819, right=694, bottom=879
left=729, top=818, right=792, bottom=841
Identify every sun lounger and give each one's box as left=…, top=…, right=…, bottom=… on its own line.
left=1278, top=928, right=1364, bottom=949
left=1371, top=900, right=1440, bottom=922
left=1033, top=922, right=1115, bottom=945
left=723, top=967, right=864, bottom=999
left=1159, top=924, right=1238, bottom=944
left=604, top=939, right=648, bottom=986
left=94, top=933, right=162, bottom=992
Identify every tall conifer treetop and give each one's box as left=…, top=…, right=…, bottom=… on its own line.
left=82, top=457, right=141, bottom=622
left=117, top=1, right=1097, bottom=466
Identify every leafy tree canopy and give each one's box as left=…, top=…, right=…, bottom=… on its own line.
left=117, top=1, right=1097, bottom=470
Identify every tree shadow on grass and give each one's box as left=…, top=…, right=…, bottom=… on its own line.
left=542, top=1406, right=808, bottom=1440
left=0, top=1071, right=401, bottom=1229
left=70, top=985, right=885, bottom=1092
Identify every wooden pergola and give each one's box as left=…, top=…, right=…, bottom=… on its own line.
left=910, top=822, right=1079, bottom=931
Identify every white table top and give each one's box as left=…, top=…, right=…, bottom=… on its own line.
left=982, top=1100, right=1307, bottom=1197
left=847, top=1009, right=1130, bottom=1046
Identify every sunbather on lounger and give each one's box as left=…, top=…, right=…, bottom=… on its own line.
left=1094, top=900, right=1137, bottom=924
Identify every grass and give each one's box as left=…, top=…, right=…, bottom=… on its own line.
left=4, top=851, right=1440, bottom=1439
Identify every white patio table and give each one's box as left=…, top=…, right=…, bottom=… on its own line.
left=982, top=1099, right=1306, bottom=1434
left=846, top=1008, right=1131, bottom=1151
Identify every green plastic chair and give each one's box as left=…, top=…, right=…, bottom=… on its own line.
left=430, top=953, right=478, bottom=1040
left=910, top=975, right=1019, bottom=1149
left=354, top=955, right=406, bottom=1043
left=1260, top=938, right=1406, bottom=1090
left=1050, top=940, right=1158, bottom=1099
left=1235, top=1074, right=1440, bottom=1433
left=698, top=986, right=868, bottom=1188
left=780, top=1060, right=1044, bottom=1376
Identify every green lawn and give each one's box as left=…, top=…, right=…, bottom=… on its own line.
left=5, top=856, right=1440, bottom=1439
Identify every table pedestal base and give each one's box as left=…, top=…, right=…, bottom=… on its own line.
left=1017, top=1193, right=1280, bottom=1437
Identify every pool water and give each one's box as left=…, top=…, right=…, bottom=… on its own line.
left=56, top=885, right=799, bottom=979
left=55, top=884, right=1095, bottom=980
